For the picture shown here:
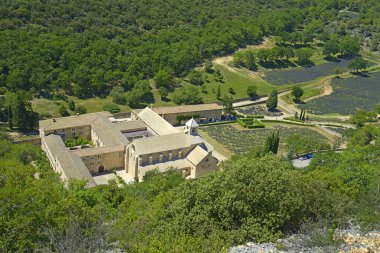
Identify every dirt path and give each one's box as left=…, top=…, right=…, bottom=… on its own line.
left=304, top=79, right=333, bottom=102
left=277, top=77, right=352, bottom=122
left=212, top=37, right=273, bottom=82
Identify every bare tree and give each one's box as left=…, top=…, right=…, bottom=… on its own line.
left=42, top=211, right=111, bottom=253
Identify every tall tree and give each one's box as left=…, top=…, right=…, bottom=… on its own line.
left=291, top=86, right=304, bottom=101
left=5, top=91, right=36, bottom=130
left=247, top=85, right=258, bottom=100
left=222, top=95, right=234, bottom=115
left=187, top=71, right=204, bottom=86
left=266, top=90, right=278, bottom=111
left=154, top=70, right=174, bottom=90
left=264, top=131, right=280, bottom=154
left=216, top=84, right=221, bottom=99
left=348, top=57, right=369, bottom=73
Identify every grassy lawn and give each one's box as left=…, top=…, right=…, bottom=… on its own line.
left=32, top=60, right=276, bottom=117
left=281, top=75, right=333, bottom=104
left=182, top=65, right=275, bottom=103
left=32, top=96, right=131, bottom=118
left=199, top=122, right=330, bottom=155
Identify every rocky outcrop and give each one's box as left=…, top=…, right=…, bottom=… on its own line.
left=230, top=229, right=380, bottom=253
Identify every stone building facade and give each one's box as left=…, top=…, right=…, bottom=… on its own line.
left=39, top=106, right=219, bottom=187
left=131, top=103, right=223, bottom=126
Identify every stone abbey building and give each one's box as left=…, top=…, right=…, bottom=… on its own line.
left=39, top=106, right=220, bottom=187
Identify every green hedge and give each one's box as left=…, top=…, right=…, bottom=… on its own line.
left=246, top=114, right=265, bottom=119
left=247, top=120, right=265, bottom=128
left=237, top=118, right=265, bottom=128
left=237, top=118, right=248, bottom=127
left=262, top=119, right=315, bottom=126
left=199, top=120, right=236, bottom=127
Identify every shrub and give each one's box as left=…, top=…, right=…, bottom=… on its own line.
left=58, top=104, right=70, bottom=117
left=198, top=120, right=236, bottom=126
left=246, top=114, right=264, bottom=119
left=262, top=119, right=314, bottom=126
left=247, top=120, right=265, bottom=128
left=75, top=105, right=87, bottom=115
left=103, top=103, right=120, bottom=113
left=68, top=100, right=76, bottom=111
left=237, top=118, right=248, bottom=128
left=64, top=136, right=90, bottom=148
left=237, top=118, right=265, bottom=128
left=110, top=86, right=126, bottom=105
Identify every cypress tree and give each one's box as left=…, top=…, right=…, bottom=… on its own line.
left=264, top=131, right=280, bottom=154
left=216, top=84, right=221, bottom=99
left=299, top=109, right=303, bottom=120
left=273, top=131, right=280, bottom=154
left=266, top=90, right=278, bottom=111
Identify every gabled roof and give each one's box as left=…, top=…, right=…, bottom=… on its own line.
left=42, top=134, right=96, bottom=188
left=42, top=134, right=68, bottom=155
left=131, top=133, right=203, bottom=156
left=39, top=111, right=112, bottom=131
left=71, top=145, right=124, bottom=157
left=152, top=103, right=223, bottom=114
left=91, top=117, right=129, bottom=146
left=56, top=152, right=96, bottom=188
left=113, top=120, right=147, bottom=133
left=185, top=118, right=198, bottom=128
left=137, top=107, right=180, bottom=136
left=186, top=146, right=209, bottom=166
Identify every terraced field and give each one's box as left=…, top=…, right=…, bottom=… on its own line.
left=299, top=71, right=380, bottom=115
left=200, top=123, right=328, bottom=154
left=325, top=127, right=346, bottom=135
left=263, top=59, right=353, bottom=85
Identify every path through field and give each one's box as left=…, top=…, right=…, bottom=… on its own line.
left=212, top=37, right=273, bottom=85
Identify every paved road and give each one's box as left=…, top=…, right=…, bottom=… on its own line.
left=232, top=89, right=291, bottom=108
left=232, top=97, right=267, bottom=108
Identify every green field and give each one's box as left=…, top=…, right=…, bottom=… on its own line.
left=32, top=97, right=131, bottom=118
left=181, top=64, right=274, bottom=103
left=199, top=122, right=329, bottom=155
left=32, top=63, right=275, bottom=117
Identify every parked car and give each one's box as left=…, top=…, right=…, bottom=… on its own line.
left=298, top=154, right=314, bottom=160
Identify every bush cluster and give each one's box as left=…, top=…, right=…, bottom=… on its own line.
left=237, top=118, right=265, bottom=128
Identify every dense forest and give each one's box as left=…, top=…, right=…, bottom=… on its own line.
left=2, top=0, right=379, bottom=99
left=0, top=0, right=380, bottom=128
left=1, top=122, right=379, bottom=252
left=1, top=1, right=380, bottom=252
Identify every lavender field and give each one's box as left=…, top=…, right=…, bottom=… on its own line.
left=300, top=72, right=380, bottom=115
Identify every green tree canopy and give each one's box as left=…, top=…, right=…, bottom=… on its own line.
left=247, top=85, right=258, bottom=99
left=348, top=57, right=370, bottom=73
left=291, top=85, right=304, bottom=101
left=266, top=90, right=278, bottom=111
left=171, top=85, right=203, bottom=105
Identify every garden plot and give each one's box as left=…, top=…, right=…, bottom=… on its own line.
left=263, top=59, right=353, bottom=85
left=236, top=104, right=282, bottom=116
left=200, top=123, right=328, bottom=154
left=299, top=72, right=380, bottom=115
